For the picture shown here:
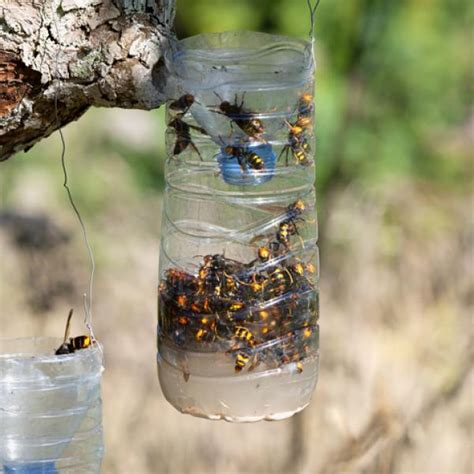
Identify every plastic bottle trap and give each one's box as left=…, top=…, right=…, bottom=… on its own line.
left=157, top=31, right=320, bottom=422
left=0, top=337, right=103, bottom=473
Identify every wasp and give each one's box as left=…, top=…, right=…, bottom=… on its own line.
left=193, top=314, right=217, bottom=344
left=289, top=325, right=317, bottom=373
left=245, top=246, right=273, bottom=275
left=223, top=274, right=238, bottom=294
left=257, top=246, right=271, bottom=262
left=279, top=122, right=313, bottom=167
left=233, top=326, right=255, bottom=346
left=55, top=309, right=93, bottom=355
left=196, top=254, right=243, bottom=296
left=253, top=306, right=279, bottom=338
left=195, top=327, right=216, bottom=343
left=165, top=268, right=195, bottom=286
left=196, top=254, right=227, bottom=296
left=174, top=294, right=189, bottom=309
left=213, top=93, right=264, bottom=140
left=285, top=199, right=306, bottom=224
left=264, top=200, right=308, bottom=253
left=290, top=261, right=316, bottom=279
left=285, top=118, right=312, bottom=139
left=297, top=92, right=314, bottom=119
left=168, top=117, right=207, bottom=160
left=228, top=301, right=246, bottom=312
left=234, top=349, right=264, bottom=373
left=276, top=221, right=299, bottom=248
left=234, top=350, right=251, bottom=372
left=223, top=145, right=265, bottom=173
left=291, top=136, right=312, bottom=167
left=278, top=199, right=308, bottom=248
left=187, top=293, right=213, bottom=314
left=267, top=329, right=308, bottom=369
left=267, top=266, right=294, bottom=296
left=249, top=275, right=265, bottom=294
left=177, top=315, right=190, bottom=326
left=228, top=270, right=265, bottom=299
left=169, top=94, right=195, bottom=115
left=302, top=325, right=314, bottom=340
left=294, top=116, right=313, bottom=131
left=226, top=325, right=256, bottom=370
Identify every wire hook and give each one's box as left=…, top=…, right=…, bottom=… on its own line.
left=50, top=1, right=97, bottom=343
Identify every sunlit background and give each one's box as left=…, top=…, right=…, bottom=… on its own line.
left=1, top=0, right=472, bottom=473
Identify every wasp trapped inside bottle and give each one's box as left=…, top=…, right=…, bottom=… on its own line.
left=157, top=31, right=319, bottom=422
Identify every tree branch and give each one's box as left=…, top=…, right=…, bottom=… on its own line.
left=0, top=0, right=175, bottom=160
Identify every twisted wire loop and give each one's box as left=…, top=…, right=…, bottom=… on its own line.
left=306, top=0, right=322, bottom=40
left=157, top=32, right=318, bottom=378
left=0, top=338, right=103, bottom=473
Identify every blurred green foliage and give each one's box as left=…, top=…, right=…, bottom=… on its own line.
left=2, top=0, right=472, bottom=215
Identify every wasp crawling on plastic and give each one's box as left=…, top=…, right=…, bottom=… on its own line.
left=169, top=118, right=207, bottom=160
left=169, top=93, right=195, bottom=115
left=212, top=92, right=265, bottom=140
left=283, top=133, right=313, bottom=167
left=168, top=93, right=208, bottom=160
left=279, top=120, right=313, bottom=167
left=55, top=309, right=94, bottom=355
left=196, top=254, right=227, bottom=296
left=267, top=199, right=307, bottom=251
left=278, top=91, right=314, bottom=166
left=267, top=266, right=295, bottom=296
left=286, top=199, right=306, bottom=220
left=229, top=326, right=257, bottom=373
left=222, top=145, right=266, bottom=173
left=297, top=92, right=314, bottom=119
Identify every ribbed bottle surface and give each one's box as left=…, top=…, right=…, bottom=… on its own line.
left=0, top=338, right=104, bottom=473
left=157, top=31, right=319, bottom=422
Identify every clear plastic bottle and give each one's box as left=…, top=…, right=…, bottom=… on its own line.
left=0, top=337, right=104, bottom=473
left=157, top=31, right=319, bottom=422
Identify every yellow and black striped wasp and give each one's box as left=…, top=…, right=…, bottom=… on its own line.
left=267, top=266, right=295, bottom=296
left=279, top=120, right=313, bottom=167
left=213, top=92, right=265, bottom=140
left=229, top=327, right=260, bottom=373
left=55, top=309, right=94, bottom=355
left=272, top=199, right=307, bottom=249
left=223, top=145, right=265, bottom=173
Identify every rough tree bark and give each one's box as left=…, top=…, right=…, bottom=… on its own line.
left=0, top=0, right=175, bottom=161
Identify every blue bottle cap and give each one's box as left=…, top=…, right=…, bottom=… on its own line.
left=3, top=463, right=58, bottom=474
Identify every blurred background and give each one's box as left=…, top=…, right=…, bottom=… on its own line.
left=1, top=0, right=473, bottom=472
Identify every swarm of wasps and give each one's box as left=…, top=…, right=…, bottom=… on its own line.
left=167, top=90, right=314, bottom=173
left=158, top=199, right=319, bottom=376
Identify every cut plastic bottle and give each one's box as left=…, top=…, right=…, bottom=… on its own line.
left=0, top=337, right=104, bottom=473
left=158, top=31, right=319, bottom=422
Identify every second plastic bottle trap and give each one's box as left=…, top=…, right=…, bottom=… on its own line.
left=157, top=31, right=319, bottom=422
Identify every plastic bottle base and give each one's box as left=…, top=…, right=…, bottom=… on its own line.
left=171, top=402, right=310, bottom=423
left=157, top=349, right=319, bottom=422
